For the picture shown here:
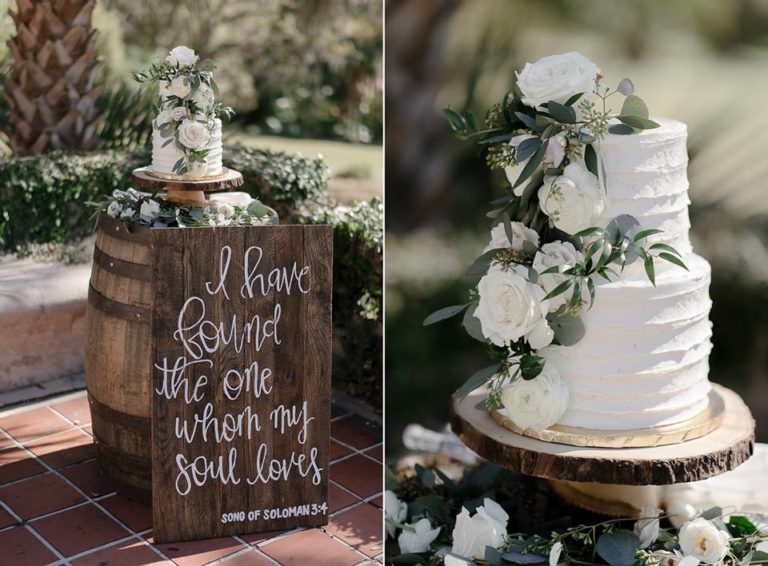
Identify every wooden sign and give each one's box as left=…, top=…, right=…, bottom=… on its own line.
left=150, top=225, right=333, bottom=543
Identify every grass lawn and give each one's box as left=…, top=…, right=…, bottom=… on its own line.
left=226, top=129, right=382, bottom=203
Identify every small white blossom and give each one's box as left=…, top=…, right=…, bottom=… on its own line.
left=549, top=541, right=563, bottom=566
left=451, top=499, right=509, bottom=559
left=398, top=518, right=441, bottom=554
left=385, top=490, right=408, bottom=539
left=678, top=518, right=730, bottom=564
left=633, top=507, right=661, bottom=549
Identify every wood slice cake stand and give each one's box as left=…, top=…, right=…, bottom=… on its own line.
left=132, top=166, right=244, bottom=206
left=449, top=383, right=755, bottom=516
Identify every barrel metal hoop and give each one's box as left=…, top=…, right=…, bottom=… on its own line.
left=87, top=392, right=151, bottom=437
left=99, top=213, right=152, bottom=244
left=92, top=246, right=152, bottom=282
left=87, top=284, right=150, bottom=324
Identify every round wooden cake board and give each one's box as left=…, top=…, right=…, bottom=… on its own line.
left=449, top=384, right=755, bottom=488
left=131, top=167, right=244, bottom=206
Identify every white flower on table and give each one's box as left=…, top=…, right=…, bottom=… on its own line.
left=549, top=541, right=563, bottom=566
left=533, top=241, right=584, bottom=311
left=504, top=134, right=536, bottom=194
left=398, top=518, right=441, bottom=554
left=451, top=498, right=509, bottom=559
left=166, top=45, right=199, bottom=68
left=516, top=52, right=600, bottom=108
left=475, top=269, right=553, bottom=349
left=166, top=76, right=192, bottom=100
left=106, top=200, right=121, bottom=218
left=678, top=517, right=730, bottom=564
left=633, top=507, right=661, bottom=549
left=500, top=362, right=569, bottom=431
left=538, top=162, right=604, bottom=234
left=217, top=203, right=235, bottom=220
left=484, top=221, right=539, bottom=253
left=170, top=106, right=188, bottom=121
left=139, top=200, right=161, bottom=223
left=177, top=119, right=211, bottom=150
left=385, top=490, right=408, bottom=539
left=120, top=207, right=135, bottom=220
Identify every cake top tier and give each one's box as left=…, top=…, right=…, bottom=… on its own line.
left=134, top=46, right=234, bottom=176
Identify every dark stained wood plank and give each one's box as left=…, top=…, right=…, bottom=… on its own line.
left=151, top=226, right=333, bottom=543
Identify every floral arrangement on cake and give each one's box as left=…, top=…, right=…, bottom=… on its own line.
left=93, top=189, right=277, bottom=228
left=425, top=52, right=687, bottom=431
left=133, top=46, right=234, bottom=176
left=385, top=463, right=768, bottom=565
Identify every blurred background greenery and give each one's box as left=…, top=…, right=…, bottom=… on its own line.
left=385, top=0, right=768, bottom=457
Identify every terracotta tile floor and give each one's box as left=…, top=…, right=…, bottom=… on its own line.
left=0, top=391, right=383, bottom=565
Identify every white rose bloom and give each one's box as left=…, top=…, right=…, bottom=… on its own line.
left=633, top=507, right=661, bottom=549
left=170, top=106, right=188, bottom=121
left=167, top=76, right=191, bottom=99
left=549, top=541, right=563, bottom=566
left=504, top=134, right=537, bottom=194
left=155, top=109, right=173, bottom=128
left=139, top=200, right=161, bottom=223
left=538, top=162, right=605, bottom=234
left=177, top=119, right=211, bottom=149
left=166, top=45, right=199, bottom=68
left=475, top=269, right=553, bottom=349
left=665, top=501, right=698, bottom=529
left=484, top=222, right=540, bottom=253
left=398, top=518, right=441, bottom=554
left=217, top=203, right=235, bottom=220
left=106, top=201, right=121, bottom=218
left=385, top=490, right=408, bottom=539
left=543, top=132, right=567, bottom=170
left=451, top=498, right=509, bottom=559
left=192, top=84, right=214, bottom=113
left=501, top=363, right=569, bottom=431
left=678, top=518, right=730, bottom=564
left=516, top=52, right=600, bottom=108
left=533, top=241, right=584, bottom=311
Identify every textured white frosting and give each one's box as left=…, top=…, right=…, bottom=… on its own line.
left=151, top=119, right=223, bottom=176
left=546, top=118, right=714, bottom=431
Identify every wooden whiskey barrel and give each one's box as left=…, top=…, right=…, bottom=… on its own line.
left=85, top=213, right=153, bottom=500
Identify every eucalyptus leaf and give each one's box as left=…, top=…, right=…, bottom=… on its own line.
left=547, top=310, right=586, bottom=346
left=512, top=140, right=549, bottom=190
left=423, top=304, right=469, bottom=326
left=515, top=137, right=542, bottom=162
left=389, top=553, right=430, bottom=565
left=463, top=303, right=487, bottom=342
left=606, top=214, right=640, bottom=243
left=658, top=252, right=688, bottom=270
left=584, top=144, right=598, bottom=177
left=564, top=92, right=583, bottom=106
left=514, top=112, right=544, bottom=132
left=608, top=123, right=635, bottom=135
left=547, top=100, right=576, bottom=124
left=617, top=115, right=660, bottom=130
left=633, top=228, right=663, bottom=242
left=595, top=530, right=641, bottom=566
left=479, top=133, right=518, bottom=145
left=414, top=464, right=436, bottom=489
left=455, top=364, right=501, bottom=400
left=617, top=78, right=634, bottom=96
left=501, top=551, right=548, bottom=564
left=484, top=546, right=504, bottom=564
left=621, top=94, right=649, bottom=119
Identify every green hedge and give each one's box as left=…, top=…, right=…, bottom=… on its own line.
left=0, top=148, right=380, bottom=409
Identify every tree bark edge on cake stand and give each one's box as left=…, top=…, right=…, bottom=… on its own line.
left=449, top=384, right=754, bottom=486
left=131, top=166, right=244, bottom=206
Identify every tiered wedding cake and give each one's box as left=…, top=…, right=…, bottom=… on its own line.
left=543, top=119, right=713, bottom=430
left=136, top=46, right=229, bottom=178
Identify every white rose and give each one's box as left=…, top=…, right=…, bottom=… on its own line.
left=538, top=162, right=604, bottom=234
left=678, top=518, right=730, bottom=564
left=155, top=109, right=173, bottom=127
left=451, top=499, right=509, bottom=559
left=484, top=222, right=540, bottom=253
left=533, top=241, right=584, bottom=311
left=633, top=507, right=661, bottom=549
left=385, top=490, right=408, bottom=539
left=543, top=132, right=567, bottom=170
left=665, top=501, right=698, bottom=529
left=475, top=269, right=553, bottom=349
left=216, top=203, right=235, bottom=220
left=167, top=76, right=191, bottom=99
left=192, top=84, right=214, bottom=113
left=139, top=200, right=161, bottom=223
left=516, top=52, right=600, bottom=108
left=398, top=518, right=441, bottom=554
left=106, top=201, right=121, bottom=218
left=500, top=363, right=569, bottom=431
left=166, top=45, right=199, bottom=68
left=504, top=134, right=537, bottom=195
left=177, top=119, right=211, bottom=149
left=549, top=541, right=563, bottom=566
left=170, top=106, right=188, bottom=121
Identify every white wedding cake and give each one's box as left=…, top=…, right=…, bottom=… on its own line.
left=542, top=118, right=713, bottom=430
left=136, top=46, right=229, bottom=178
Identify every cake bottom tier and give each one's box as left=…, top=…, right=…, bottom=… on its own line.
left=542, top=253, right=713, bottom=431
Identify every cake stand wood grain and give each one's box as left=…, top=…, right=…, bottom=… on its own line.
left=131, top=167, right=244, bottom=206
left=449, top=383, right=754, bottom=486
